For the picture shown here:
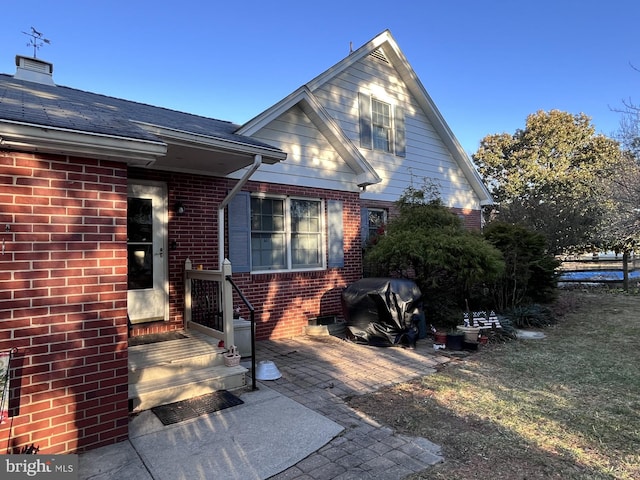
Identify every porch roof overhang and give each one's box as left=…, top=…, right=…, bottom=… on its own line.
left=136, top=122, right=287, bottom=176
left=0, top=119, right=167, bottom=165
left=0, top=120, right=287, bottom=176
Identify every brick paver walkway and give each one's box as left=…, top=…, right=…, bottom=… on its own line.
left=253, top=334, right=450, bottom=480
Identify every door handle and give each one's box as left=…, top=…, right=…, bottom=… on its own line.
left=156, top=248, right=164, bottom=258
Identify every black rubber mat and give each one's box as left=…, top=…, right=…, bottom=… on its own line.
left=151, top=390, right=244, bottom=425
left=129, top=331, right=187, bottom=346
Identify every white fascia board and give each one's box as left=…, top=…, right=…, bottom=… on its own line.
left=235, top=87, right=310, bottom=136
left=238, top=87, right=381, bottom=187
left=0, top=120, right=166, bottom=165
left=135, top=122, right=286, bottom=163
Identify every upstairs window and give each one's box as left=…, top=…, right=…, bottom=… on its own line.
left=359, top=93, right=406, bottom=157
left=371, top=99, right=392, bottom=152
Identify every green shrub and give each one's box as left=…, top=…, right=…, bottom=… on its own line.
left=501, top=303, right=558, bottom=328
left=364, top=196, right=505, bottom=329
left=483, top=222, right=560, bottom=311
left=485, top=316, right=518, bottom=342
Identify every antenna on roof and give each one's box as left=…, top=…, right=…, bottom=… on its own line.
left=22, top=27, right=51, bottom=58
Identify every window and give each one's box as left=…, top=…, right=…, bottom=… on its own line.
left=361, top=207, right=387, bottom=246
left=229, top=193, right=344, bottom=273
left=358, top=93, right=406, bottom=157
left=290, top=199, right=322, bottom=268
left=372, top=99, right=392, bottom=152
left=250, top=196, right=323, bottom=271
left=251, top=197, right=286, bottom=270
left=367, top=209, right=387, bottom=240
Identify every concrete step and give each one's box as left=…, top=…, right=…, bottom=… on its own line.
left=128, top=330, right=247, bottom=412
left=128, top=364, right=247, bottom=412
left=128, top=334, right=225, bottom=383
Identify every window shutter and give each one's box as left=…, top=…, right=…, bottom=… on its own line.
left=360, top=208, right=369, bottom=245
left=394, top=105, right=406, bottom=157
left=228, top=191, right=251, bottom=273
left=327, top=200, right=344, bottom=268
left=358, top=93, right=372, bottom=149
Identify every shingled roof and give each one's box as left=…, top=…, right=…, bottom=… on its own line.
left=0, top=73, right=281, bottom=149
left=0, top=58, right=285, bottom=172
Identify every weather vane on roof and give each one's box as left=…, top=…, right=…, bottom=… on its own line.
left=22, top=27, right=51, bottom=58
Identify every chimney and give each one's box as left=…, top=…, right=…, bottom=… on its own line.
left=14, top=55, right=55, bottom=85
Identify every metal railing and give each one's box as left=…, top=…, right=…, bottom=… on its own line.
left=226, top=275, right=257, bottom=391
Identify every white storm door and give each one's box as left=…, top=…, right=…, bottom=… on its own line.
left=127, top=182, right=168, bottom=324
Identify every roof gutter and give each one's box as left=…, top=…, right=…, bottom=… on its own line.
left=218, top=154, right=263, bottom=269
left=135, top=122, right=286, bottom=163
left=0, top=119, right=166, bottom=165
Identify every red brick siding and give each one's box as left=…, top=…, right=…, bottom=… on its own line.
left=361, top=200, right=483, bottom=230
left=0, top=151, right=128, bottom=454
left=128, top=170, right=363, bottom=340
left=451, top=207, right=483, bottom=230
left=130, top=169, right=483, bottom=340
left=230, top=182, right=362, bottom=339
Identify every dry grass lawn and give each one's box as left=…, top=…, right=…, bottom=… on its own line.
left=348, top=291, right=640, bottom=479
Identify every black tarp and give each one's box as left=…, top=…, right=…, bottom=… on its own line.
left=341, top=278, right=423, bottom=347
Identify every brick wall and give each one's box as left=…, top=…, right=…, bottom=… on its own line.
left=362, top=199, right=483, bottom=231
left=229, top=182, right=362, bottom=339
left=130, top=170, right=362, bottom=340
left=451, top=207, right=483, bottom=230
left=0, top=151, right=128, bottom=453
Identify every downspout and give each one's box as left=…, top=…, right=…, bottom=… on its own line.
left=218, top=154, right=262, bottom=269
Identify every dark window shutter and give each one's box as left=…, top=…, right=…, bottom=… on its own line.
left=395, top=105, right=406, bottom=157
left=327, top=200, right=344, bottom=268
left=228, top=191, right=251, bottom=273
left=360, top=207, right=369, bottom=245
left=359, top=93, right=372, bottom=149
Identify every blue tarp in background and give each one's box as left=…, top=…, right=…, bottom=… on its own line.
left=559, top=270, right=640, bottom=282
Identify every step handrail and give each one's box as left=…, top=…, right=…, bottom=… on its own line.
left=225, top=275, right=257, bottom=391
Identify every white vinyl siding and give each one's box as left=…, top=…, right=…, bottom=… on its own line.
left=314, top=55, right=478, bottom=209
left=235, top=45, right=480, bottom=210
left=242, top=106, right=357, bottom=192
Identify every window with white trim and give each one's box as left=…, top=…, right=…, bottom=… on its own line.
left=250, top=196, right=324, bottom=271
left=358, top=93, right=406, bottom=157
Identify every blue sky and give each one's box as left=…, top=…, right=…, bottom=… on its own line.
left=2, top=0, right=639, bottom=155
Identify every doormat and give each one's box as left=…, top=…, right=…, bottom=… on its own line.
left=151, top=390, right=244, bottom=425
left=129, top=331, right=188, bottom=347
